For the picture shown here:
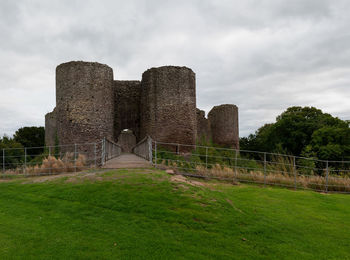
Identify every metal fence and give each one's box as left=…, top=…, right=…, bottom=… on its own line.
left=132, top=135, right=153, bottom=162
left=0, top=138, right=121, bottom=177
left=151, top=140, right=350, bottom=194
left=2, top=136, right=350, bottom=194
left=103, top=138, right=122, bottom=163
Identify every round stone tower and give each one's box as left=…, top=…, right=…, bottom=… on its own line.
left=140, top=66, right=197, bottom=147
left=208, top=104, right=239, bottom=149
left=56, top=61, right=114, bottom=146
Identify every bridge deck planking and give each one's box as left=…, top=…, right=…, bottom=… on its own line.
left=103, top=153, right=152, bottom=169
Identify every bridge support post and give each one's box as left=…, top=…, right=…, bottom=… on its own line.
left=74, top=144, right=77, bottom=173
left=148, top=137, right=153, bottom=164
left=155, top=141, right=157, bottom=168
left=101, top=138, right=106, bottom=166
left=94, top=143, right=97, bottom=168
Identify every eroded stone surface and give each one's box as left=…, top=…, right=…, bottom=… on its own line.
left=208, top=104, right=239, bottom=149
left=56, top=61, right=114, bottom=147
left=140, top=66, right=197, bottom=149
left=45, top=107, right=57, bottom=147
left=196, top=108, right=211, bottom=143
left=46, top=61, right=239, bottom=152
left=114, top=81, right=141, bottom=141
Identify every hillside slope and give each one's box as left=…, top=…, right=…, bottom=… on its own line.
left=0, top=169, right=349, bottom=259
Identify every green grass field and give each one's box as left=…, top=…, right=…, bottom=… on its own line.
left=0, top=169, right=349, bottom=259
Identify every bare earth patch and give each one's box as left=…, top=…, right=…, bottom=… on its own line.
left=170, top=175, right=205, bottom=187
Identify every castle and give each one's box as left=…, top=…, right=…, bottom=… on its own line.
left=45, top=61, right=239, bottom=152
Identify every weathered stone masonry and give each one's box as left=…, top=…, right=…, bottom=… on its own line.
left=45, top=61, right=239, bottom=151
left=140, top=66, right=197, bottom=146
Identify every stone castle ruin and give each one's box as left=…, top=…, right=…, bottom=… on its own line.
left=45, top=61, right=239, bottom=152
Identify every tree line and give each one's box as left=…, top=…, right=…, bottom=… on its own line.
left=240, top=106, right=350, bottom=161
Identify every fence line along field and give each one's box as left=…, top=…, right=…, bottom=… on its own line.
left=1, top=138, right=350, bottom=194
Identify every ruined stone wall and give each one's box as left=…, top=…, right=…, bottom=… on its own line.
left=49, top=60, right=240, bottom=155
left=208, top=104, right=239, bottom=149
left=196, top=108, right=211, bottom=143
left=56, top=61, right=114, bottom=148
left=140, top=66, right=197, bottom=148
left=114, top=80, right=141, bottom=141
left=116, top=131, right=137, bottom=153
left=45, top=107, right=57, bottom=147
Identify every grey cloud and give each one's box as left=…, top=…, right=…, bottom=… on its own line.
left=0, top=0, right=349, bottom=137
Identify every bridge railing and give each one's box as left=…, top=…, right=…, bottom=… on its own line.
left=102, top=138, right=123, bottom=165
left=132, top=136, right=153, bottom=163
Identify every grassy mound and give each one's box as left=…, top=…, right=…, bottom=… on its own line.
left=0, top=169, right=349, bottom=259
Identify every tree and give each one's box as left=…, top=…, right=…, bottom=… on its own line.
left=13, top=127, right=45, bottom=148
left=303, top=126, right=350, bottom=161
left=13, top=127, right=45, bottom=158
left=0, top=136, right=24, bottom=169
left=240, top=106, right=349, bottom=160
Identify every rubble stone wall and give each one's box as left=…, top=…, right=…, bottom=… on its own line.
left=49, top=61, right=240, bottom=154
left=56, top=61, right=114, bottom=148
left=45, top=108, right=57, bottom=147
left=114, top=80, right=141, bottom=141
left=196, top=108, right=211, bottom=143
left=208, top=104, right=239, bottom=149
left=140, top=66, right=197, bottom=148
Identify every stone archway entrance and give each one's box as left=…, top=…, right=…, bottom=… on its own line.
left=116, top=129, right=137, bottom=153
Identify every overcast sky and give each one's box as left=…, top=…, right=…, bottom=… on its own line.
left=1, top=0, right=350, bottom=137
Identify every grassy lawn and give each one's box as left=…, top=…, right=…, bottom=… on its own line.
left=0, top=169, right=349, bottom=259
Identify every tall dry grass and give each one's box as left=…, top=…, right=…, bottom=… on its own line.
left=3, top=153, right=88, bottom=176
left=160, top=160, right=350, bottom=193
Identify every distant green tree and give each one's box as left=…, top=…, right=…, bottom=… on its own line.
left=240, top=106, right=349, bottom=160
left=13, top=127, right=45, bottom=158
left=0, top=135, right=24, bottom=169
left=13, top=127, right=45, bottom=148
left=303, top=126, right=350, bottom=161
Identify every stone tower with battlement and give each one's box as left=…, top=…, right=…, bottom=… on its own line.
left=45, top=61, right=239, bottom=151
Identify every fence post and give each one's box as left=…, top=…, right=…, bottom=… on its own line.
left=102, top=138, right=106, bottom=166
left=264, top=152, right=267, bottom=187
left=101, top=139, right=104, bottom=166
left=74, top=144, right=77, bottom=173
left=234, top=149, right=238, bottom=181
left=177, top=144, right=180, bottom=155
left=326, top=160, right=329, bottom=193
left=155, top=141, right=157, bottom=168
left=94, top=143, right=97, bottom=168
left=49, top=146, right=52, bottom=175
left=205, top=147, right=208, bottom=169
left=148, top=137, right=153, bottom=164
left=2, top=149, right=5, bottom=174
left=293, top=156, right=297, bottom=190
left=24, top=148, right=27, bottom=175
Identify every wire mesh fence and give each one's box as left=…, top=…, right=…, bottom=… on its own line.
left=0, top=138, right=121, bottom=177
left=2, top=136, right=349, bottom=194
left=151, top=140, right=350, bottom=194
left=132, top=135, right=153, bottom=162
left=103, top=138, right=122, bottom=162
